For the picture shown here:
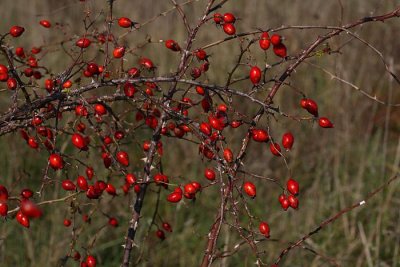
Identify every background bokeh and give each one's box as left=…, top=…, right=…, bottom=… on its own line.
left=0, top=0, right=399, bottom=266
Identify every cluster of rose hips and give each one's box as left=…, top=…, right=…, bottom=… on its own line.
left=80, top=255, right=96, bottom=267
left=251, top=128, right=295, bottom=157
left=0, top=186, right=42, bottom=228
left=213, top=12, right=237, bottom=35
left=300, top=98, right=334, bottom=128
left=0, top=64, right=16, bottom=89
left=164, top=36, right=210, bottom=79
left=249, top=32, right=287, bottom=87
left=155, top=221, right=173, bottom=241
left=279, top=178, right=300, bottom=210
left=259, top=32, right=288, bottom=58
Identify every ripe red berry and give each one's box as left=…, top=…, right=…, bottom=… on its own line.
left=282, top=132, right=294, bottom=150
left=103, top=136, right=113, bottom=145
left=71, top=133, right=87, bottom=150
left=223, top=148, right=234, bottom=163
left=128, top=67, right=140, bottom=77
left=86, top=167, right=94, bottom=180
left=0, top=64, right=8, bottom=74
left=288, top=194, right=299, bottom=209
left=108, top=217, right=119, bottom=227
left=39, top=20, right=51, bottom=28
left=94, top=103, right=107, bottom=116
left=156, top=229, right=165, bottom=240
left=259, top=32, right=271, bottom=50
left=44, top=79, right=54, bottom=92
left=0, top=72, right=10, bottom=82
left=201, top=97, right=211, bottom=113
left=31, top=47, right=41, bottom=54
left=223, top=23, right=236, bottom=35
left=191, top=67, right=201, bottom=79
left=167, top=192, right=182, bottom=203
left=87, top=62, right=99, bottom=75
left=31, top=116, right=43, bottom=126
left=319, top=117, right=334, bottom=128
left=23, top=68, right=33, bottom=77
left=118, top=17, right=133, bottom=28
left=273, top=43, right=287, bottom=58
left=259, top=222, right=270, bottom=237
left=86, top=185, right=102, bottom=199
left=7, top=78, right=17, bottom=90
left=0, top=203, right=8, bottom=216
left=223, top=13, right=236, bottom=23
left=251, top=129, right=269, bottom=142
left=286, top=178, right=299, bottom=195
left=116, top=151, right=129, bottom=167
left=33, top=70, right=42, bottom=79
left=195, top=49, right=207, bottom=61
left=124, top=83, right=136, bottom=98
left=165, top=39, right=180, bottom=52
left=139, top=57, right=155, bottom=70
left=21, top=188, right=33, bottom=199
left=270, top=34, right=282, bottom=46
left=196, top=86, right=205, bottom=95
left=113, top=46, right=125, bottom=58
left=184, top=183, right=196, bottom=195
left=28, top=137, right=39, bottom=149
left=162, top=222, right=172, bottom=232
left=249, top=66, right=262, bottom=85
left=63, top=219, right=72, bottom=227
left=217, top=104, right=227, bottom=113
left=269, top=142, right=282, bottom=157
left=37, top=127, right=47, bottom=137
left=62, top=180, right=76, bottom=191
left=20, top=199, right=42, bottom=218
left=201, top=61, right=209, bottom=72
left=200, top=122, right=212, bottom=136
left=75, top=105, right=88, bottom=117
left=0, top=185, right=9, bottom=202
left=86, top=255, right=96, bottom=267
left=10, top=26, right=25, bottom=37
left=106, top=183, right=117, bottom=196
left=213, top=13, right=223, bottom=24
left=208, top=115, right=225, bottom=131
left=114, top=130, right=125, bottom=140
left=49, top=153, right=64, bottom=170
left=63, top=80, right=72, bottom=88
left=76, top=38, right=91, bottom=48
left=154, top=173, right=168, bottom=187
left=278, top=194, right=290, bottom=211
left=192, top=181, right=201, bottom=192
left=121, top=183, right=130, bottom=194
left=16, top=210, right=30, bottom=228
left=77, top=176, right=88, bottom=191
left=301, top=98, right=318, bottom=117
left=15, top=47, right=25, bottom=58
left=204, top=168, right=216, bottom=181
left=230, top=120, right=242, bottom=128
left=243, top=181, right=256, bottom=198
left=82, top=214, right=90, bottom=223
left=125, top=173, right=137, bottom=185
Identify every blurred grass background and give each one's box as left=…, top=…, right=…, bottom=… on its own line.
left=0, top=0, right=400, bottom=266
